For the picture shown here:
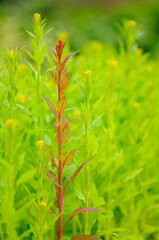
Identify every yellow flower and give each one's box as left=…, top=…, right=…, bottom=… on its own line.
left=84, top=70, right=91, bottom=75
left=6, top=119, right=13, bottom=127
left=147, top=81, right=153, bottom=89
left=20, top=63, right=26, bottom=70
left=136, top=48, right=142, bottom=56
left=19, top=94, right=26, bottom=104
left=0, top=65, right=2, bottom=70
left=128, top=20, right=136, bottom=27
left=41, top=201, right=46, bottom=207
left=34, top=13, right=40, bottom=21
left=10, top=50, right=14, bottom=55
left=109, top=60, right=118, bottom=67
left=37, top=140, right=44, bottom=149
left=133, top=102, right=140, bottom=109
left=146, top=66, right=152, bottom=73
left=46, top=81, right=51, bottom=87
left=74, top=110, right=81, bottom=116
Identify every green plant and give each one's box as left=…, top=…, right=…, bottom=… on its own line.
left=42, top=39, right=102, bottom=240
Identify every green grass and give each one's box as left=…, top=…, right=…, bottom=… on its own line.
left=0, top=15, right=159, bottom=240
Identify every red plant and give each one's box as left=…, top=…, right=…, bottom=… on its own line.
left=43, top=39, right=102, bottom=240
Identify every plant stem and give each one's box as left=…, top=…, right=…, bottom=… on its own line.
left=57, top=57, right=63, bottom=240
left=85, top=93, right=89, bottom=235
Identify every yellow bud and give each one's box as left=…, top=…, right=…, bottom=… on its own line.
left=84, top=70, right=91, bottom=75
left=41, top=201, right=46, bottom=207
left=46, top=81, right=51, bottom=87
left=6, top=119, right=13, bottom=127
left=146, top=66, right=152, bottom=73
left=34, top=13, right=40, bottom=21
left=109, top=60, right=118, bottom=67
left=133, top=102, right=140, bottom=109
left=20, top=63, right=26, bottom=70
left=136, top=48, right=142, bottom=56
left=74, top=110, right=81, bottom=116
left=128, top=20, right=136, bottom=27
left=0, top=65, right=2, bottom=70
left=19, top=94, right=26, bottom=104
left=10, top=50, right=14, bottom=55
left=37, top=140, right=44, bottom=148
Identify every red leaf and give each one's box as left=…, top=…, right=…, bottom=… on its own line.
left=61, top=71, right=69, bottom=93
left=49, top=207, right=55, bottom=215
left=59, top=149, right=79, bottom=166
left=48, top=70, right=58, bottom=84
left=63, top=207, right=102, bottom=230
left=62, top=115, right=84, bottom=131
left=62, top=52, right=77, bottom=65
left=43, top=95, right=58, bottom=119
left=62, top=125, right=71, bottom=144
left=72, top=207, right=102, bottom=217
left=71, top=235, right=102, bottom=240
left=51, top=153, right=59, bottom=168
left=65, top=156, right=96, bottom=187
left=56, top=96, right=67, bottom=115
left=47, top=170, right=56, bottom=179
left=47, top=170, right=62, bottom=189
left=51, top=55, right=58, bottom=67
left=51, top=47, right=57, bottom=58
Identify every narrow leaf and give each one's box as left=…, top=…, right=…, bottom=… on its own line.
left=62, top=125, right=71, bottom=144
left=43, top=95, right=58, bottom=119
left=71, top=235, right=102, bottom=240
left=62, top=115, right=83, bottom=131
left=72, top=207, right=102, bottom=217
left=63, top=207, right=102, bottom=230
left=48, top=70, right=58, bottom=84
left=62, top=52, right=77, bottom=65
left=61, top=72, right=69, bottom=93
left=47, top=170, right=62, bottom=188
left=59, top=149, right=79, bottom=166
left=66, top=156, right=96, bottom=185
left=56, top=96, right=67, bottom=115
left=47, top=170, right=56, bottom=179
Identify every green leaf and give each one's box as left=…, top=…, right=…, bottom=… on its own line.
left=16, top=169, right=36, bottom=187
left=72, top=235, right=102, bottom=240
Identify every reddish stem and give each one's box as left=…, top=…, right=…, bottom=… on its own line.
left=57, top=56, right=63, bottom=240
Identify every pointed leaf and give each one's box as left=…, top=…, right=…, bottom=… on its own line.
left=48, top=70, right=58, bottom=84
left=62, top=52, right=77, bottom=65
left=66, top=156, right=96, bottom=186
left=59, top=149, right=79, bottom=166
left=61, top=72, right=69, bottom=93
left=63, top=207, right=102, bottom=230
left=43, top=95, right=58, bottom=119
left=47, top=170, right=56, bottom=179
left=56, top=96, right=67, bottom=115
left=47, top=170, right=62, bottom=188
left=72, top=207, right=102, bottom=217
left=71, top=235, right=102, bottom=240
left=62, top=115, right=83, bottom=131
left=51, top=55, right=58, bottom=66
left=62, top=125, right=71, bottom=144
left=51, top=47, right=57, bottom=58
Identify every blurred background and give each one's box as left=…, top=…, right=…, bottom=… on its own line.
left=0, top=0, right=159, bottom=55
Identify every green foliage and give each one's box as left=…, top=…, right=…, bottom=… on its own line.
left=0, top=15, right=159, bottom=240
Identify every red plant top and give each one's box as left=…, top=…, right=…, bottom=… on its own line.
left=56, top=39, right=64, bottom=60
